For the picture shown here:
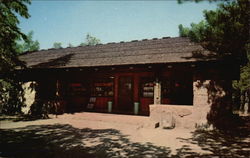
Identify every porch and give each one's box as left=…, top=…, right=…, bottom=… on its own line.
left=32, top=64, right=194, bottom=116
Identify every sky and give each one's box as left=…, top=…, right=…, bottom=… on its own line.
left=19, top=0, right=220, bottom=49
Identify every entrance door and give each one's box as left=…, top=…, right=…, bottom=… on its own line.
left=118, top=76, right=133, bottom=112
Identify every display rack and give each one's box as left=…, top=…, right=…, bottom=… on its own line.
left=141, top=79, right=154, bottom=98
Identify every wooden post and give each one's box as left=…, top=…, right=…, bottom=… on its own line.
left=55, top=79, right=60, bottom=118
left=154, top=65, right=162, bottom=105
left=154, top=80, right=161, bottom=104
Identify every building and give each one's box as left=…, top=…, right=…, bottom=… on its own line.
left=19, top=37, right=239, bottom=128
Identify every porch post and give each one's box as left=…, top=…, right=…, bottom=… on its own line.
left=154, top=79, right=161, bottom=104
left=56, top=79, right=60, bottom=97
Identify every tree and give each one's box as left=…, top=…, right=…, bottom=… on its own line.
left=53, top=42, right=62, bottom=49
left=68, top=43, right=74, bottom=47
left=0, top=0, right=31, bottom=114
left=177, top=0, right=219, bottom=4
left=178, top=0, right=250, bottom=115
left=80, top=33, right=101, bottom=46
left=233, top=44, right=250, bottom=114
left=16, top=31, right=40, bottom=53
left=179, top=0, right=249, bottom=64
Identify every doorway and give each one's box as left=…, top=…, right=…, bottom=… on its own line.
left=118, top=76, right=134, bottom=113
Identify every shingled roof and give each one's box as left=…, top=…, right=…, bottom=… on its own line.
left=19, top=37, right=215, bottom=69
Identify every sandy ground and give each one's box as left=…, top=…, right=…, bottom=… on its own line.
left=0, top=112, right=249, bottom=158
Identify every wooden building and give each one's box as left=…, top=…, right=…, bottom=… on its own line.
left=19, top=37, right=239, bottom=125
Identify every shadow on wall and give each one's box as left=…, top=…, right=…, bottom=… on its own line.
left=195, top=80, right=244, bottom=129
left=28, top=81, right=65, bottom=119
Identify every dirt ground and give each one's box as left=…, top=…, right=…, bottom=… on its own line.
left=0, top=112, right=249, bottom=158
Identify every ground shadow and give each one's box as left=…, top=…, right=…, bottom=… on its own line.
left=0, top=124, right=171, bottom=158
left=176, top=117, right=250, bottom=158
left=1, top=121, right=249, bottom=158
left=0, top=115, right=52, bottom=122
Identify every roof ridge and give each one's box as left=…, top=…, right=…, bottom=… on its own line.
left=20, top=36, right=186, bottom=54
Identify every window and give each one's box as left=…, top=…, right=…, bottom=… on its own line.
left=91, top=78, right=114, bottom=97
left=162, top=79, right=193, bottom=105
left=141, top=78, right=154, bottom=98
left=68, top=83, right=87, bottom=96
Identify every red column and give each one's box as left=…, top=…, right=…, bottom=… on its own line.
left=134, top=74, right=139, bottom=102
left=114, top=74, right=119, bottom=110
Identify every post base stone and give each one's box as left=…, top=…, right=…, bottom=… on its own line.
left=149, top=104, right=194, bottom=129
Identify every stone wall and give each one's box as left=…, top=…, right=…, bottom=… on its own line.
left=149, top=79, right=232, bottom=129
left=193, top=79, right=232, bottom=128
left=21, top=82, right=36, bottom=114
left=192, top=80, right=212, bottom=127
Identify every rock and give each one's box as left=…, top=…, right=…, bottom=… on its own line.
left=161, top=111, right=175, bottom=129
left=155, top=122, right=160, bottom=128
left=177, top=109, right=192, bottom=117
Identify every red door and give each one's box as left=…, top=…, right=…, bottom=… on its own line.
left=118, top=76, right=133, bottom=113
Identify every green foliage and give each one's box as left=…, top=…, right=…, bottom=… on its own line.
left=80, top=33, right=101, bottom=46
left=16, top=31, right=40, bottom=54
left=68, top=43, right=74, bottom=47
left=0, top=79, right=25, bottom=114
left=178, top=0, right=249, bottom=64
left=233, top=43, right=250, bottom=92
left=178, top=0, right=250, bottom=112
left=53, top=42, right=62, bottom=49
left=177, top=0, right=230, bottom=4
left=0, top=0, right=31, bottom=114
left=179, top=21, right=207, bottom=42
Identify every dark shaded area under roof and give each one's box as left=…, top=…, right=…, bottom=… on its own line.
left=19, top=37, right=216, bottom=69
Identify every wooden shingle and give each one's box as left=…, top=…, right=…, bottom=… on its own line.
left=19, top=37, right=216, bottom=68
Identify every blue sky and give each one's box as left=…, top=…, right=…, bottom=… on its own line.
left=19, top=1, right=219, bottom=49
